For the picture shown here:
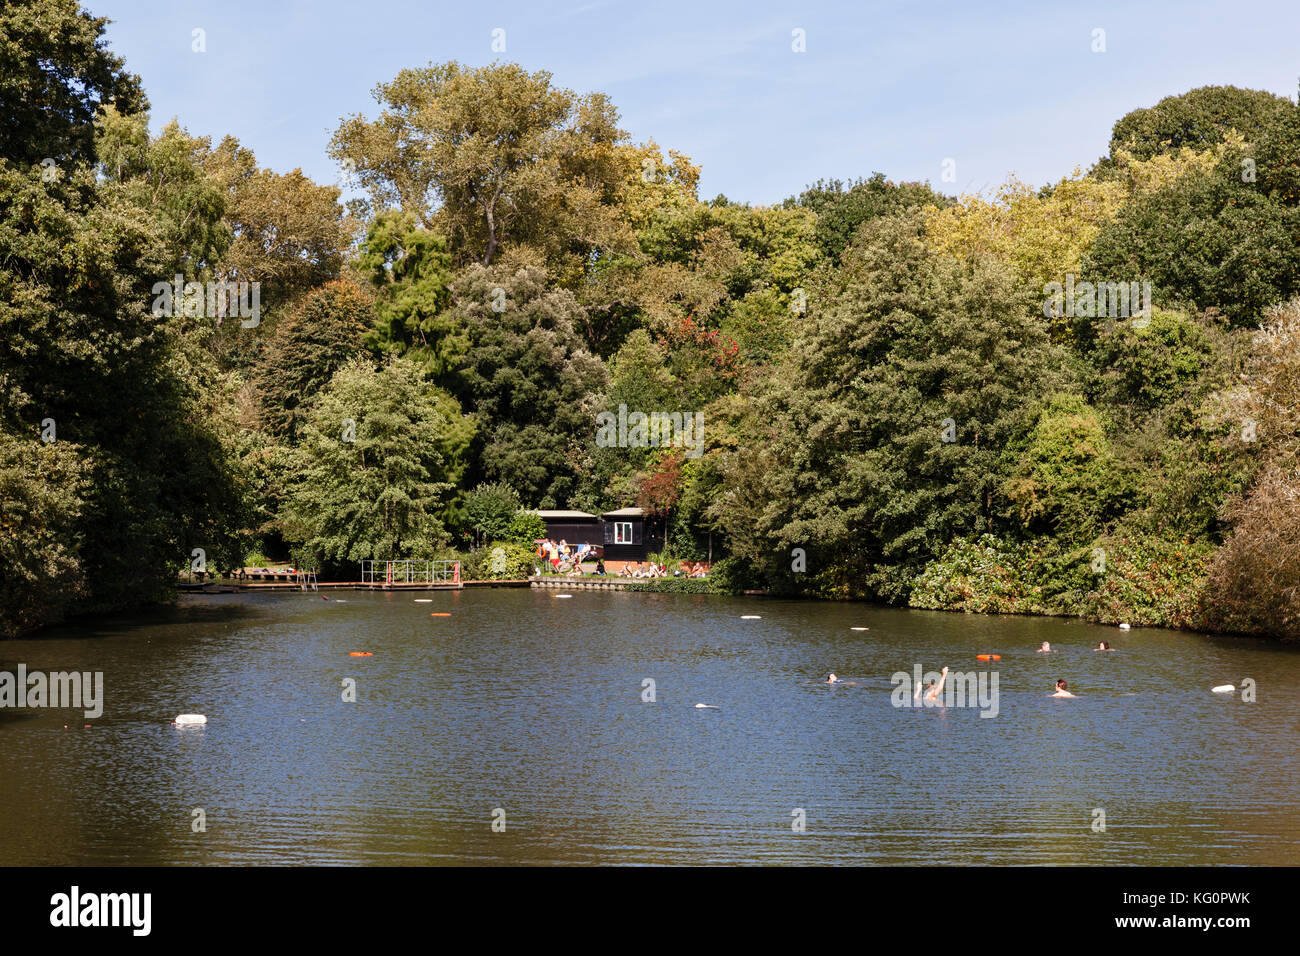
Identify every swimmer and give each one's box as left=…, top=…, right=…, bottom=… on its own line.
left=1050, top=679, right=1076, bottom=698
left=825, top=672, right=842, bottom=684
left=914, top=666, right=948, bottom=702
left=1037, top=641, right=1052, bottom=653
left=1094, top=641, right=1112, bottom=651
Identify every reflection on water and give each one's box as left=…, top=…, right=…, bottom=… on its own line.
left=1, top=589, right=1297, bottom=865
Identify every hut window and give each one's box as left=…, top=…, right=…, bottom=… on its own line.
left=613, top=521, right=633, bottom=544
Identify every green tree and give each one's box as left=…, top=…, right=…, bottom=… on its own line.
left=462, top=482, right=522, bottom=546
left=0, top=0, right=145, bottom=168
left=255, top=278, right=374, bottom=442
left=1105, top=85, right=1295, bottom=163
left=281, top=357, right=469, bottom=563
left=789, top=173, right=951, bottom=262
left=0, top=2, right=252, bottom=628
left=330, top=61, right=631, bottom=273
left=1085, top=99, right=1300, bottom=328
left=443, top=264, right=608, bottom=506
left=1001, top=394, right=1132, bottom=544
left=0, top=426, right=90, bottom=636
left=357, top=210, right=462, bottom=373
left=716, top=213, right=1068, bottom=600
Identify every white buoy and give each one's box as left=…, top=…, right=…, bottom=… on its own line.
left=694, top=703, right=719, bottom=709
left=1118, top=622, right=1131, bottom=630
left=414, top=599, right=433, bottom=603
left=850, top=627, right=869, bottom=631
left=556, top=594, right=572, bottom=598
left=1211, top=684, right=1236, bottom=694
left=174, top=714, right=207, bottom=725
left=741, top=615, right=761, bottom=619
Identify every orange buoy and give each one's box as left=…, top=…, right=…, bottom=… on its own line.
left=349, top=652, right=373, bottom=657
left=429, top=612, right=451, bottom=617
left=975, top=654, right=1001, bottom=661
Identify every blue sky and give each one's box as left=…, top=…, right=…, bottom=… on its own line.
left=94, top=0, right=1299, bottom=205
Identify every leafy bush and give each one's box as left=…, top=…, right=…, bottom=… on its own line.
left=624, top=577, right=723, bottom=594
left=909, top=535, right=1052, bottom=615
left=1076, top=533, right=1213, bottom=628
left=462, top=542, right=535, bottom=580
left=462, top=482, right=522, bottom=545
left=708, top=556, right=762, bottom=595
left=505, top=510, right=546, bottom=547
left=1199, top=466, right=1300, bottom=639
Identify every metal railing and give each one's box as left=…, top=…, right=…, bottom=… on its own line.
left=360, top=559, right=461, bottom=585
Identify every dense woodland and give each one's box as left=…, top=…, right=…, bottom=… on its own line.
left=3, top=1, right=1300, bottom=638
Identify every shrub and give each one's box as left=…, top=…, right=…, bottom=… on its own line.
left=909, top=535, right=1052, bottom=615
left=504, top=510, right=546, bottom=547
left=708, top=556, right=762, bottom=595
left=1076, top=533, right=1213, bottom=628
left=1199, top=466, right=1300, bottom=638
left=464, top=542, right=536, bottom=580
left=624, top=577, right=723, bottom=594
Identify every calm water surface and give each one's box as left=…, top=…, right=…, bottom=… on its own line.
left=1, top=589, right=1297, bottom=865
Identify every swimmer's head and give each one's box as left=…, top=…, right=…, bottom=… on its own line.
left=1040, top=642, right=1051, bottom=651
left=828, top=673, right=837, bottom=682
left=1055, top=679, right=1068, bottom=690
left=1097, top=641, right=1109, bottom=650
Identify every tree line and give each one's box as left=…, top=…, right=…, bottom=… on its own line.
left=3, top=0, right=1299, bottom=638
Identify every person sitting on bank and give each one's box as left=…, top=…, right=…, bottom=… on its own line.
left=594, top=559, right=607, bottom=576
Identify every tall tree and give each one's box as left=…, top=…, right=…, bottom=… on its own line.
left=281, top=357, right=469, bottom=563
left=715, top=213, right=1068, bottom=599
left=330, top=61, right=631, bottom=274
left=442, top=264, right=608, bottom=506
left=255, top=278, right=374, bottom=442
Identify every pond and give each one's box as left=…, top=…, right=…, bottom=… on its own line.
left=1, top=588, right=1296, bottom=865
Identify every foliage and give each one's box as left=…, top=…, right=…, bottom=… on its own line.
left=1076, top=534, right=1213, bottom=629
left=442, top=264, right=607, bottom=506
left=357, top=210, right=461, bottom=373
left=280, top=357, right=466, bottom=563
left=1001, top=394, right=1134, bottom=544
left=1084, top=103, right=1300, bottom=328
left=716, top=213, right=1069, bottom=601
left=462, top=482, right=522, bottom=545
left=330, top=61, right=634, bottom=277
left=1200, top=466, right=1300, bottom=639
left=504, top=510, right=546, bottom=546
left=1104, top=85, right=1295, bottom=163
left=255, top=279, right=374, bottom=442
left=623, top=576, right=723, bottom=594
left=909, top=535, right=1054, bottom=615
left=789, top=173, right=952, bottom=263
left=923, top=171, right=1127, bottom=335
left=462, top=542, right=535, bottom=580
left=0, top=425, right=90, bottom=636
